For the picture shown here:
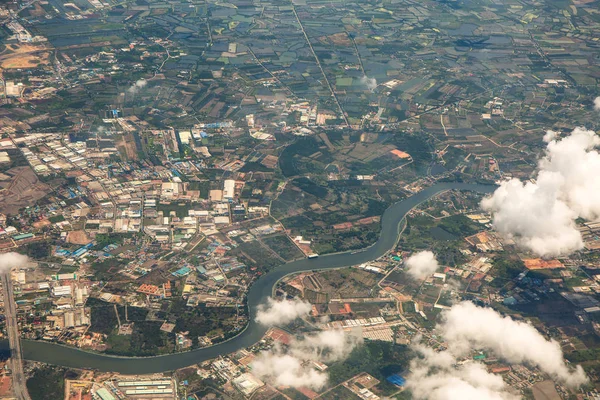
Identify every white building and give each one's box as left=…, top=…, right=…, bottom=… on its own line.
left=52, top=285, right=72, bottom=297
left=223, top=179, right=235, bottom=200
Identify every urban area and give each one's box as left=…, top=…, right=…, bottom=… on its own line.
left=0, top=0, right=599, bottom=398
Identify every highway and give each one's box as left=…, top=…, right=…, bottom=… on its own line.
left=291, top=5, right=350, bottom=128
left=1, top=273, right=31, bottom=400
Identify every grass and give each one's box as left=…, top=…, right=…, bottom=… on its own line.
left=27, top=365, right=65, bottom=400
left=262, top=234, right=304, bottom=261
left=157, top=202, right=192, bottom=218
left=48, top=215, right=65, bottom=223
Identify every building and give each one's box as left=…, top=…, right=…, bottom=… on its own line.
left=52, top=285, right=72, bottom=297
left=232, top=373, right=264, bottom=396
left=54, top=273, right=77, bottom=281
left=387, top=374, right=405, bottom=387
left=95, top=388, right=116, bottom=400
left=5, top=81, right=24, bottom=97
left=223, top=179, right=235, bottom=200
left=137, top=284, right=161, bottom=296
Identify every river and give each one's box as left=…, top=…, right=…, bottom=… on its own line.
left=14, top=182, right=495, bottom=373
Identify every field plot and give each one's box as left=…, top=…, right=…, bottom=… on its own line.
left=117, top=133, right=139, bottom=161
left=0, top=166, right=50, bottom=214
left=310, top=268, right=380, bottom=299
left=67, top=230, right=92, bottom=245
left=262, top=234, right=304, bottom=261
left=0, top=44, right=50, bottom=69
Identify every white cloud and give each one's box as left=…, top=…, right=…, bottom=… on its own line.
left=480, top=176, right=581, bottom=257
left=542, top=129, right=558, bottom=142
left=251, top=352, right=328, bottom=389
left=482, top=127, right=600, bottom=257
left=128, top=79, right=147, bottom=94
left=255, top=297, right=312, bottom=326
left=440, top=302, right=587, bottom=387
left=251, top=329, right=362, bottom=390
left=290, top=329, right=363, bottom=362
left=407, top=302, right=587, bottom=399
left=405, top=251, right=439, bottom=280
left=407, top=344, right=518, bottom=400
left=540, top=128, right=600, bottom=220
left=0, top=252, right=29, bottom=274
left=360, top=75, right=377, bottom=91
left=594, top=96, right=600, bottom=111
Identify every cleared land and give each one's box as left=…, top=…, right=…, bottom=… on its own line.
left=0, top=166, right=50, bottom=214
left=531, top=380, right=561, bottom=400
left=67, top=230, right=92, bottom=245
left=0, top=44, right=50, bottom=69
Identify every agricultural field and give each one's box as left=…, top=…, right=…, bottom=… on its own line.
left=0, top=43, right=50, bottom=69
left=0, top=166, right=51, bottom=215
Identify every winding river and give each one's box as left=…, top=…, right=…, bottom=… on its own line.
left=14, top=182, right=495, bottom=373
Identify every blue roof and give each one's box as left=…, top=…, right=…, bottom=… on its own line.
left=13, top=233, right=34, bottom=240
left=172, top=266, right=192, bottom=276
left=387, top=374, right=406, bottom=386
left=73, top=248, right=89, bottom=257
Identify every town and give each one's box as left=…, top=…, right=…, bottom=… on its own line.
left=0, top=0, right=600, bottom=398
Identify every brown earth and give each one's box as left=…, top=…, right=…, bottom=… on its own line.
left=32, top=219, right=51, bottom=229
left=67, top=230, right=92, bottom=245
left=0, top=166, right=50, bottom=215
left=0, top=44, right=50, bottom=69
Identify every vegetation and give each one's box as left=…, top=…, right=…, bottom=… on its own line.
left=26, top=366, right=66, bottom=400
left=186, top=181, right=210, bottom=198
left=48, top=215, right=65, bottom=223
left=105, top=321, right=174, bottom=356
left=436, top=215, right=480, bottom=237
left=87, top=298, right=179, bottom=356
left=399, top=216, right=471, bottom=267
left=171, top=298, right=239, bottom=347
left=88, top=297, right=122, bottom=335
left=311, top=228, right=379, bottom=255
left=320, top=386, right=362, bottom=399
left=236, top=242, right=282, bottom=272
left=390, top=132, right=433, bottom=172
left=327, top=341, right=411, bottom=395
left=90, top=258, right=126, bottom=281
left=566, top=348, right=600, bottom=363
left=21, top=242, right=51, bottom=259
left=157, top=202, right=192, bottom=218
left=279, top=137, right=325, bottom=177
left=93, top=233, right=134, bottom=250
left=489, top=253, right=525, bottom=286
left=293, top=177, right=328, bottom=198
left=262, top=234, right=305, bottom=261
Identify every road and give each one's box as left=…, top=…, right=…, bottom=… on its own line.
left=528, top=30, right=576, bottom=86
left=246, top=45, right=297, bottom=98
left=1, top=273, right=31, bottom=400
left=440, top=114, right=448, bottom=136
left=291, top=5, right=350, bottom=127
